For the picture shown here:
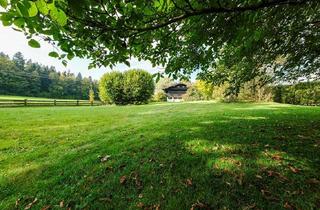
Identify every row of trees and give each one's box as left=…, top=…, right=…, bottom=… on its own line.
left=0, top=52, right=98, bottom=100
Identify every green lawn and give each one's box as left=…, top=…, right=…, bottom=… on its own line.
left=0, top=102, right=319, bottom=209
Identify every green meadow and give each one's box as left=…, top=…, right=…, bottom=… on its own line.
left=0, top=102, right=319, bottom=209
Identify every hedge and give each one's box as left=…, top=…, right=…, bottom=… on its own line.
left=273, top=81, right=320, bottom=105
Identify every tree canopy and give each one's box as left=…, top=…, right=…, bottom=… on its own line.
left=1, top=0, right=319, bottom=89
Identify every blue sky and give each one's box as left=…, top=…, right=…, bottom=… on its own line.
left=0, top=25, right=162, bottom=80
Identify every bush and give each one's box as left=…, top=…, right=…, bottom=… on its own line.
left=182, top=85, right=203, bottom=101
left=153, top=91, right=167, bottom=102
left=99, top=69, right=154, bottom=105
left=99, top=71, right=124, bottom=104
left=273, top=81, right=320, bottom=105
left=123, top=69, right=155, bottom=104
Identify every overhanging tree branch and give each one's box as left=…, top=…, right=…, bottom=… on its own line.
left=132, top=0, right=309, bottom=32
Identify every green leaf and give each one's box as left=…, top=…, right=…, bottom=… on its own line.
left=27, top=1, right=38, bottom=17
left=67, top=53, right=74, bottom=60
left=17, top=2, right=29, bottom=17
left=49, top=5, right=67, bottom=26
left=143, top=7, right=153, bottom=16
left=0, top=13, right=13, bottom=22
left=35, top=0, right=49, bottom=15
left=48, top=51, right=59, bottom=58
left=28, top=39, right=41, bottom=48
left=62, top=60, right=67, bottom=67
left=0, top=0, right=8, bottom=9
left=13, top=18, right=25, bottom=28
left=1, top=20, right=11, bottom=26
left=124, top=60, right=130, bottom=67
left=17, top=1, right=38, bottom=17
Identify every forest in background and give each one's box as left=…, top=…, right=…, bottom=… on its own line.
left=0, top=52, right=98, bottom=100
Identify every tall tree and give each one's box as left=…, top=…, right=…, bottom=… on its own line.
left=76, top=72, right=83, bottom=99
left=0, top=53, right=19, bottom=95
left=12, top=52, right=25, bottom=71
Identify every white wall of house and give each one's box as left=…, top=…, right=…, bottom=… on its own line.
left=167, top=97, right=183, bottom=102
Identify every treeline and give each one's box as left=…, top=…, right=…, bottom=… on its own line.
left=153, top=77, right=319, bottom=106
left=153, top=78, right=273, bottom=103
left=0, top=52, right=98, bottom=100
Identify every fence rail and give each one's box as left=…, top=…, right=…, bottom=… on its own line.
left=0, top=99, right=103, bottom=107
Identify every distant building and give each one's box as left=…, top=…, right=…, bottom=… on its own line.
left=163, top=83, right=188, bottom=102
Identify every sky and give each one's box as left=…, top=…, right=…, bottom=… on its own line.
left=0, top=25, right=162, bottom=80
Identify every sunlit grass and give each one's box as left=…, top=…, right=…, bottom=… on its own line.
left=0, top=102, right=319, bottom=209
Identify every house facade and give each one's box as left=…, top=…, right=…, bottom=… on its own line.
left=163, top=83, right=188, bottom=102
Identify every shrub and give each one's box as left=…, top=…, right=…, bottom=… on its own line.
left=272, top=81, right=320, bottom=105
left=99, top=69, right=154, bottom=105
left=123, top=69, right=155, bottom=104
left=182, top=85, right=203, bottom=101
left=99, top=71, right=125, bottom=104
left=153, top=91, right=167, bottom=102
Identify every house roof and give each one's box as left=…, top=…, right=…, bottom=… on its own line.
left=163, top=83, right=188, bottom=93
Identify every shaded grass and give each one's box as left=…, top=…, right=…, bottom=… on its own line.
left=0, top=102, right=319, bottom=209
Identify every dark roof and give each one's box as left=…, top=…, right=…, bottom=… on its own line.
left=163, top=83, right=188, bottom=93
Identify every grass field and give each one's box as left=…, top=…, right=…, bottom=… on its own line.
left=0, top=102, right=319, bottom=209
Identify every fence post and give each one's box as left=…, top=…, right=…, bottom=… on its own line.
left=54, top=100, right=56, bottom=106
left=24, top=99, right=27, bottom=106
left=77, top=100, right=79, bottom=106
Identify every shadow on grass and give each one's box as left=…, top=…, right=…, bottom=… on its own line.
left=1, top=103, right=320, bottom=209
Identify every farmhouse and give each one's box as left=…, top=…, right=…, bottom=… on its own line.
left=163, top=83, right=188, bottom=102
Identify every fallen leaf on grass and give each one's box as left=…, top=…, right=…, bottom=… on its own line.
left=25, top=198, right=38, bottom=210
left=120, top=175, right=127, bottom=184
left=284, top=202, right=294, bottom=209
left=41, top=205, right=51, bottom=210
left=267, top=170, right=288, bottom=181
left=100, top=155, right=111, bottom=162
left=243, top=203, right=256, bottom=210
left=186, top=178, right=193, bottom=186
left=137, top=202, right=144, bottom=208
left=15, top=198, right=21, bottom=207
left=190, top=201, right=210, bottom=210
left=255, top=175, right=263, bottom=179
left=306, top=178, right=320, bottom=184
left=289, top=166, right=300, bottom=173
left=271, top=154, right=283, bottom=161
left=131, top=172, right=143, bottom=189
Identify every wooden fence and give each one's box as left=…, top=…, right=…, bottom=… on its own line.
left=0, top=99, right=103, bottom=107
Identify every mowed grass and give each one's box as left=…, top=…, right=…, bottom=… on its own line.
left=0, top=102, right=319, bottom=209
